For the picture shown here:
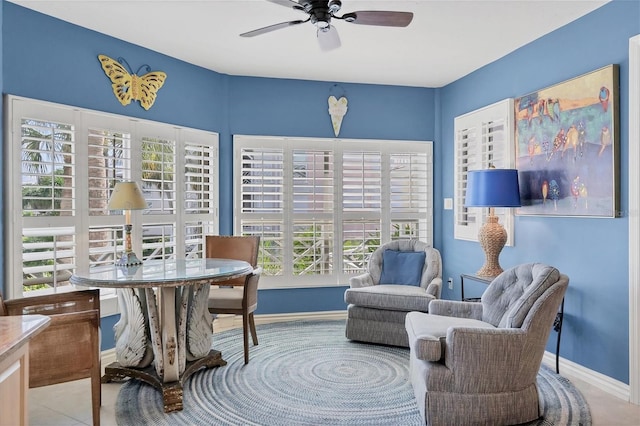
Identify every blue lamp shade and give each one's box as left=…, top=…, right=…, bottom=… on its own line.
left=465, top=169, right=522, bottom=208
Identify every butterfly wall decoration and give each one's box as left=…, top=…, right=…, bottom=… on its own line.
left=98, top=55, right=167, bottom=110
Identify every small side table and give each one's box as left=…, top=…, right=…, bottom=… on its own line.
left=460, top=273, right=492, bottom=301
left=459, top=273, right=564, bottom=374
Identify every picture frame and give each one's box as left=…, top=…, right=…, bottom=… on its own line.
left=514, top=64, right=620, bottom=217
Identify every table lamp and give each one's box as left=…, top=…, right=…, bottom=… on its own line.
left=108, top=181, right=147, bottom=266
left=464, top=168, right=521, bottom=277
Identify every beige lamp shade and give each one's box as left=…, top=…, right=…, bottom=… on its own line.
left=107, top=181, right=147, bottom=211
left=108, top=181, right=146, bottom=266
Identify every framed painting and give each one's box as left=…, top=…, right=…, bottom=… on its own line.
left=514, top=64, right=619, bottom=217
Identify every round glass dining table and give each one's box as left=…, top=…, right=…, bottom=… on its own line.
left=71, top=258, right=253, bottom=412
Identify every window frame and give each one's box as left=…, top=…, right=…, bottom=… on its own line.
left=5, top=96, right=219, bottom=315
left=233, top=135, right=434, bottom=289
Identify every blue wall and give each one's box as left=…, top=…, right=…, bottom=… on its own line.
left=439, top=0, right=639, bottom=383
left=2, top=1, right=638, bottom=382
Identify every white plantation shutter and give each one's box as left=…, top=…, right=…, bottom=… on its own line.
left=22, top=227, right=76, bottom=289
left=454, top=99, right=515, bottom=245
left=88, top=226, right=121, bottom=268
left=141, top=131, right=177, bottom=215
left=85, top=121, right=134, bottom=272
left=292, top=149, right=334, bottom=213
left=342, top=220, right=381, bottom=274
left=87, top=127, right=131, bottom=216
left=234, top=135, right=433, bottom=288
left=240, top=147, right=284, bottom=214
left=241, top=221, right=284, bottom=276
left=389, top=149, right=433, bottom=242
left=342, top=150, right=381, bottom=212
left=341, top=148, right=382, bottom=275
left=292, top=148, right=334, bottom=276
left=183, top=131, right=218, bottom=258
left=142, top=223, right=176, bottom=260
left=7, top=96, right=219, bottom=299
left=18, top=112, right=77, bottom=293
left=238, top=144, right=286, bottom=277
left=138, top=126, right=178, bottom=261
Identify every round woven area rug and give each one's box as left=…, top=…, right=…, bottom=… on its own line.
left=116, top=320, right=591, bottom=425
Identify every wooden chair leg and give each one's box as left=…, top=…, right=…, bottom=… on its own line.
left=249, top=312, right=258, bottom=346
left=91, top=338, right=101, bottom=426
left=242, top=313, right=250, bottom=364
left=91, top=368, right=101, bottom=426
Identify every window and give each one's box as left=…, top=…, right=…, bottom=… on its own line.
left=454, top=99, right=515, bottom=245
left=234, top=135, right=433, bottom=288
left=5, top=96, right=219, bottom=308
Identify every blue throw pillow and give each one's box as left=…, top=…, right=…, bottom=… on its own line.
left=379, top=250, right=426, bottom=286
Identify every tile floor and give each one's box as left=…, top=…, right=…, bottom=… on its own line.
left=28, top=320, right=640, bottom=426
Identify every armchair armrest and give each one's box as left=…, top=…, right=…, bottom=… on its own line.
left=349, top=273, right=375, bottom=288
left=441, top=327, right=529, bottom=391
left=428, top=299, right=483, bottom=320
left=425, top=277, right=443, bottom=298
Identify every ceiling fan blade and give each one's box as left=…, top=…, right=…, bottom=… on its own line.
left=342, top=11, right=413, bottom=27
left=265, top=0, right=306, bottom=12
left=240, top=19, right=307, bottom=37
left=317, top=26, right=341, bottom=52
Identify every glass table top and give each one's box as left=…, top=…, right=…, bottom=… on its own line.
left=70, top=258, right=253, bottom=288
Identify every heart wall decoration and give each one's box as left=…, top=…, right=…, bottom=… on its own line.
left=328, top=95, right=348, bottom=137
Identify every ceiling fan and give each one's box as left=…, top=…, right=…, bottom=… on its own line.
left=240, top=0, right=413, bottom=51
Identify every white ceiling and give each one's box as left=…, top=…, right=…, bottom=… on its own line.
left=9, top=0, right=609, bottom=88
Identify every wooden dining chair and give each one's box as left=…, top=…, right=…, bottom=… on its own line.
left=206, top=235, right=262, bottom=364
left=1, top=289, right=101, bottom=426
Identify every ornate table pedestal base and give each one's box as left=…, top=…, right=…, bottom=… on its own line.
left=70, top=259, right=253, bottom=413
left=102, top=349, right=226, bottom=412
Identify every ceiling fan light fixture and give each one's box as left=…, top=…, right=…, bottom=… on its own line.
left=317, top=25, right=341, bottom=51
left=317, top=20, right=330, bottom=30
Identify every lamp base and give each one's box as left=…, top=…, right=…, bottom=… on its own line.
left=116, top=251, right=143, bottom=267
left=476, top=216, right=507, bottom=278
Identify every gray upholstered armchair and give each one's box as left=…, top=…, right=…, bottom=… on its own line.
left=404, top=263, right=568, bottom=426
left=344, top=240, right=442, bottom=347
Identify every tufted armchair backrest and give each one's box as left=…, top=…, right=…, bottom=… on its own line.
left=481, top=263, right=562, bottom=328
left=367, top=240, right=442, bottom=294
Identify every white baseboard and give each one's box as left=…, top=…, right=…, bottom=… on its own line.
left=100, top=311, right=630, bottom=404
left=542, top=351, right=631, bottom=402
left=232, top=310, right=347, bottom=328
left=101, top=348, right=117, bottom=376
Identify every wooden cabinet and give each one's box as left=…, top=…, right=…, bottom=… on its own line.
left=0, top=315, right=50, bottom=426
